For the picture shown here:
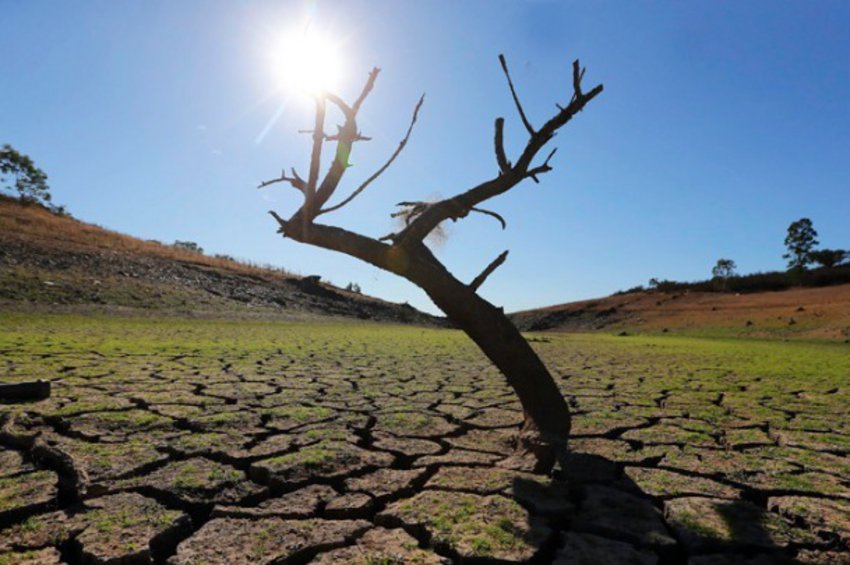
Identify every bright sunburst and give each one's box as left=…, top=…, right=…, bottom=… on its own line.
left=272, top=25, right=342, bottom=96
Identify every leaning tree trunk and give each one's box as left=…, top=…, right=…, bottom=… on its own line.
left=418, top=268, right=570, bottom=472
left=261, top=54, right=602, bottom=473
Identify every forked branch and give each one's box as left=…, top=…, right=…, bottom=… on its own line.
left=258, top=168, right=307, bottom=193
left=571, top=59, right=586, bottom=102
left=394, top=55, right=602, bottom=246
left=319, top=93, right=425, bottom=216
left=301, top=69, right=383, bottom=220
left=527, top=147, right=558, bottom=183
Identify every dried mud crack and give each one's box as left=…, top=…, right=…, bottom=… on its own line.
left=2, top=318, right=849, bottom=563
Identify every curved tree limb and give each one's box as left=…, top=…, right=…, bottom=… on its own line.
left=470, top=207, right=507, bottom=230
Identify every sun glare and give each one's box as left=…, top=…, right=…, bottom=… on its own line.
left=273, top=26, right=342, bottom=96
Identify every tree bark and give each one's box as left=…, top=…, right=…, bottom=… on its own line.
left=405, top=244, right=569, bottom=472
left=419, top=269, right=570, bottom=472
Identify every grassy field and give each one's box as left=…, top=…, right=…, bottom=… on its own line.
left=1, top=313, right=848, bottom=563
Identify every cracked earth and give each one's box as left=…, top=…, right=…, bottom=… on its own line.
left=1, top=318, right=848, bottom=564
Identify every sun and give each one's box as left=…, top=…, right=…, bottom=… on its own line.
left=273, top=25, right=342, bottom=96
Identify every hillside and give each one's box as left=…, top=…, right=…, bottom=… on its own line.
left=511, top=284, right=850, bottom=340
left=0, top=196, right=438, bottom=324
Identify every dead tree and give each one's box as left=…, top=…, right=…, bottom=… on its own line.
left=262, top=55, right=602, bottom=472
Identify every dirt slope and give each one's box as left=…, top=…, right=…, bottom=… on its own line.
left=511, top=284, right=850, bottom=340
left=0, top=196, right=439, bottom=324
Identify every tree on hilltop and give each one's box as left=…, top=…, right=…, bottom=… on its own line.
left=260, top=55, right=603, bottom=472
left=810, top=249, right=848, bottom=269
left=711, top=258, right=737, bottom=291
left=1, top=144, right=51, bottom=205
left=173, top=241, right=204, bottom=254
left=783, top=218, right=818, bottom=271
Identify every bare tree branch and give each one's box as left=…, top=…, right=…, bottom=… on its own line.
left=571, top=59, right=585, bottom=103
left=391, top=201, right=430, bottom=226
left=499, top=54, right=535, bottom=135
left=395, top=56, right=602, bottom=246
left=494, top=117, right=511, bottom=174
left=353, top=67, right=381, bottom=114
left=268, top=210, right=288, bottom=233
left=324, top=93, right=353, bottom=117
left=306, top=98, right=326, bottom=198
left=470, top=207, right=507, bottom=230
left=526, top=147, right=558, bottom=183
left=299, top=126, right=372, bottom=143
left=258, top=167, right=307, bottom=193
left=470, top=250, right=509, bottom=291
left=294, top=69, right=383, bottom=222
left=318, top=94, right=425, bottom=216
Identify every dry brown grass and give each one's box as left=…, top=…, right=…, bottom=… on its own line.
left=0, top=195, right=293, bottom=280
left=516, top=283, right=850, bottom=339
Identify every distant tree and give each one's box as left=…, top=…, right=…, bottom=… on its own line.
left=50, top=204, right=71, bottom=217
left=648, top=278, right=660, bottom=290
left=213, top=253, right=236, bottom=262
left=783, top=218, right=819, bottom=271
left=712, top=259, right=737, bottom=279
left=0, top=144, right=51, bottom=205
left=810, top=249, right=848, bottom=269
left=173, top=241, right=204, bottom=254
left=711, top=258, right=737, bottom=291
left=345, top=282, right=362, bottom=293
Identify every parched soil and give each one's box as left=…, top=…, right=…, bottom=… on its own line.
left=1, top=316, right=849, bottom=563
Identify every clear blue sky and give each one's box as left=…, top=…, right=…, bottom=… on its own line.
left=3, top=1, right=849, bottom=314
